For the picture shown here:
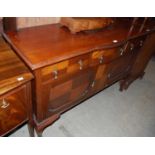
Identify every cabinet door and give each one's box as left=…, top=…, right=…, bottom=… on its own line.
left=0, top=85, right=28, bottom=136
left=43, top=68, right=94, bottom=116
left=89, top=52, right=133, bottom=95
left=89, top=44, right=129, bottom=95
left=130, top=33, right=155, bottom=76
left=106, top=52, right=133, bottom=85
left=88, top=65, right=108, bottom=95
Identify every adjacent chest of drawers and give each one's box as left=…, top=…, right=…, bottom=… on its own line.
left=4, top=18, right=155, bottom=136
left=0, top=37, right=34, bottom=136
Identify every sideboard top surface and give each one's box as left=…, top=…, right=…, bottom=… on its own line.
left=4, top=20, right=154, bottom=70
left=0, top=37, right=33, bottom=95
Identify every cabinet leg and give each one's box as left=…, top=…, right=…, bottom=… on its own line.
left=36, top=130, right=43, bottom=137
left=119, top=80, right=130, bottom=91
left=119, top=72, right=145, bottom=91
left=139, top=71, right=145, bottom=79
left=28, top=122, right=35, bottom=137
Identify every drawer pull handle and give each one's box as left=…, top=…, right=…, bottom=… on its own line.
left=53, top=70, right=58, bottom=79
left=140, top=40, right=143, bottom=46
left=1, top=99, right=10, bottom=109
left=119, top=48, right=124, bottom=56
left=130, top=43, right=134, bottom=51
left=78, top=60, right=83, bottom=70
left=99, top=56, right=104, bottom=64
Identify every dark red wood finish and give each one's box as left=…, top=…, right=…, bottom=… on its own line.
left=3, top=17, right=155, bottom=136
left=0, top=30, right=34, bottom=136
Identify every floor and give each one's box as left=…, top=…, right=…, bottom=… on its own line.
left=10, top=58, right=155, bottom=137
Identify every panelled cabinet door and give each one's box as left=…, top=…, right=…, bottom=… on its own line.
left=40, top=53, right=96, bottom=117
left=0, top=85, right=27, bottom=136
left=43, top=68, right=94, bottom=116
left=89, top=44, right=128, bottom=95
left=106, top=52, right=133, bottom=85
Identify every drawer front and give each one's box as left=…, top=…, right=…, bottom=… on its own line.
left=90, top=45, right=127, bottom=66
left=0, top=85, right=27, bottom=136
left=41, top=54, right=90, bottom=83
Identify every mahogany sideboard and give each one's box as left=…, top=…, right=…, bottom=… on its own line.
left=0, top=34, right=34, bottom=136
left=2, top=17, right=155, bottom=136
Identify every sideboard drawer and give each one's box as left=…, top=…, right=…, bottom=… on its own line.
left=90, top=45, right=127, bottom=66
left=0, top=85, right=28, bottom=136
left=41, top=54, right=90, bottom=82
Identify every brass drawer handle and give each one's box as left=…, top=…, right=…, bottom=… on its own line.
left=1, top=99, right=10, bottom=109
left=99, top=56, right=104, bottom=64
left=119, top=48, right=124, bottom=56
left=78, top=60, right=83, bottom=70
left=53, top=70, right=58, bottom=79
left=130, top=43, right=134, bottom=51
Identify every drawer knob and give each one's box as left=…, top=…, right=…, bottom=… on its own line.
left=119, top=48, right=124, bottom=56
left=1, top=99, right=10, bottom=109
left=99, top=56, right=104, bottom=64
left=78, top=60, right=83, bottom=70
left=53, top=70, right=58, bottom=79
left=130, top=43, right=134, bottom=51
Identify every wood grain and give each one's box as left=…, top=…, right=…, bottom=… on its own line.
left=4, top=21, right=131, bottom=70
left=3, top=18, right=155, bottom=136
left=4, top=19, right=155, bottom=70
left=0, top=36, right=34, bottom=136
left=0, top=37, right=33, bottom=95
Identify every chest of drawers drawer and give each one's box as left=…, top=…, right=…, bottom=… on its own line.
left=0, top=36, right=34, bottom=136
left=0, top=84, right=29, bottom=136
